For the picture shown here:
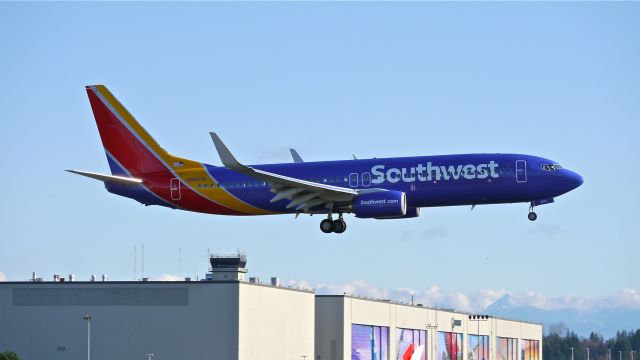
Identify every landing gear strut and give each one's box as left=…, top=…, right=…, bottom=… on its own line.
left=528, top=202, right=537, bottom=221
left=319, top=213, right=347, bottom=234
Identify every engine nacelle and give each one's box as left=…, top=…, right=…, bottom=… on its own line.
left=352, top=190, right=407, bottom=219
left=375, top=207, right=420, bottom=220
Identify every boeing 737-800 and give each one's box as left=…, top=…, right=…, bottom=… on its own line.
left=68, top=85, right=583, bottom=233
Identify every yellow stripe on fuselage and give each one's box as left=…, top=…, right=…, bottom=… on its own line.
left=177, top=166, right=274, bottom=215
left=94, top=85, right=274, bottom=215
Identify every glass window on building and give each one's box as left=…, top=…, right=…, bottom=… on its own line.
left=497, top=337, right=518, bottom=360
left=351, top=324, right=389, bottom=360
left=397, top=328, right=427, bottom=360
left=521, top=340, right=539, bottom=360
left=468, top=335, right=489, bottom=360
left=438, top=331, right=463, bottom=360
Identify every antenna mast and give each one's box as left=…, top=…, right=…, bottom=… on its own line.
left=134, top=245, right=137, bottom=281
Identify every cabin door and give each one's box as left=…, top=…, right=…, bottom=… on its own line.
left=515, top=160, right=527, bottom=183
left=349, top=173, right=359, bottom=188
left=361, top=172, right=371, bottom=187
left=170, top=178, right=181, bottom=200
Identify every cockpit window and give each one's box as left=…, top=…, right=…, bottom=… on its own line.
left=541, top=164, right=563, bottom=171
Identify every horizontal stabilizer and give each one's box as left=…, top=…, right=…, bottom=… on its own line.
left=66, top=170, right=143, bottom=186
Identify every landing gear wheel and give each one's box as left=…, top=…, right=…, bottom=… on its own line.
left=527, top=201, right=538, bottom=221
left=320, top=219, right=335, bottom=233
left=333, top=219, right=347, bottom=234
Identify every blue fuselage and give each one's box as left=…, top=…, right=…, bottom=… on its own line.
left=187, top=153, right=583, bottom=214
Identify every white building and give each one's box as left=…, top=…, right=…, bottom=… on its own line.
left=0, top=280, right=315, bottom=360
left=316, top=295, right=542, bottom=360
left=0, top=257, right=541, bottom=360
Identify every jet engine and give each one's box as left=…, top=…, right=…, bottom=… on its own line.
left=375, top=207, right=420, bottom=220
left=352, top=190, right=407, bottom=218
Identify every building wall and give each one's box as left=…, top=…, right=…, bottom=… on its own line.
left=238, top=283, right=314, bottom=360
left=316, top=296, right=542, bottom=360
left=316, top=296, right=345, bottom=360
left=495, top=319, right=544, bottom=360
left=0, top=283, right=541, bottom=360
left=0, top=282, right=241, bottom=360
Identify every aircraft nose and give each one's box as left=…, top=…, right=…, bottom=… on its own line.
left=564, top=170, right=584, bottom=191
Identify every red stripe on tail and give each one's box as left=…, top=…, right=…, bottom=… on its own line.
left=86, top=87, right=244, bottom=215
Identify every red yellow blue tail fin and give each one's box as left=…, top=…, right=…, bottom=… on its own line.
left=85, top=85, right=192, bottom=176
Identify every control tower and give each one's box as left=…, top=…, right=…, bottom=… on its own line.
left=206, top=253, right=248, bottom=281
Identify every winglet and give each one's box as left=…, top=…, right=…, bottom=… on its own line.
left=290, top=148, right=304, bottom=163
left=208, top=132, right=357, bottom=197
left=210, top=132, right=243, bottom=170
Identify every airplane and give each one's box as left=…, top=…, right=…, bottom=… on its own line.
left=68, top=85, right=583, bottom=234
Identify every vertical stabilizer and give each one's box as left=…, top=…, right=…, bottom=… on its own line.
left=85, top=85, right=188, bottom=176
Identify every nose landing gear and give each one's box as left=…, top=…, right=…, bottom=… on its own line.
left=528, top=202, right=537, bottom=221
left=319, top=214, right=347, bottom=234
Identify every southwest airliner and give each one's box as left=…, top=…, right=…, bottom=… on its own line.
left=69, top=85, right=583, bottom=233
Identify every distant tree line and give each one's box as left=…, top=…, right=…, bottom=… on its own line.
left=0, top=352, right=19, bottom=360
left=544, top=327, right=640, bottom=360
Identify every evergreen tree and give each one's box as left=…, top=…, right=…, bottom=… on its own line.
left=543, top=329, right=639, bottom=360
left=0, top=352, right=19, bottom=360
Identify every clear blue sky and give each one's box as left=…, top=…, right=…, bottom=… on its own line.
left=1, top=2, right=638, bottom=307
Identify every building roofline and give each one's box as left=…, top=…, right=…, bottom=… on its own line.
left=315, top=294, right=542, bottom=326
left=0, top=281, right=314, bottom=294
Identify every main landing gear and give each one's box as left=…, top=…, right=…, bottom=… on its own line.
left=320, top=214, right=347, bottom=234
left=528, top=202, right=537, bottom=221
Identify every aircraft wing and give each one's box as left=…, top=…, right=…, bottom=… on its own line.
left=210, top=133, right=357, bottom=212
left=290, top=148, right=304, bottom=163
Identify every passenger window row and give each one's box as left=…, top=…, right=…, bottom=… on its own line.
left=196, top=175, right=349, bottom=189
